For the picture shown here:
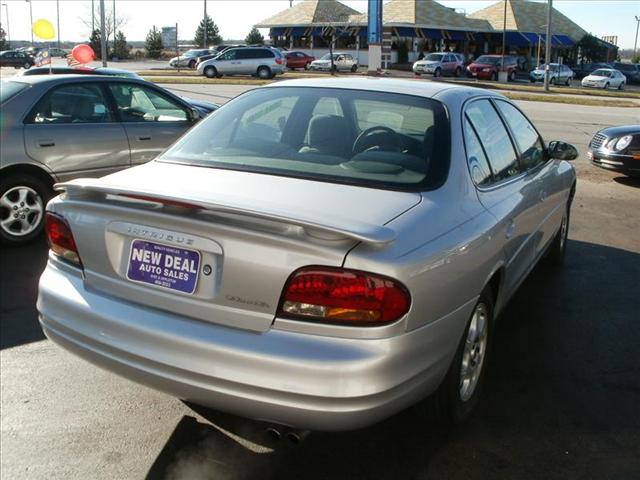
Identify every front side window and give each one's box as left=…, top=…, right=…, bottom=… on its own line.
left=465, top=99, right=520, bottom=182
left=27, top=83, right=113, bottom=124
left=496, top=100, right=546, bottom=170
left=161, top=87, right=450, bottom=190
left=108, top=83, right=188, bottom=122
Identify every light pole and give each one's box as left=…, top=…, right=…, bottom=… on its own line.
left=56, top=0, right=60, bottom=49
left=1, top=3, right=9, bottom=48
left=112, top=0, right=116, bottom=57
left=634, top=16, right=639, bottom=61
left=100, top=0, right=107, bottom=66
left=25, top=0, right=33, bottom=45
left=543, top=0, right=553, bottom=91
left=92, top=0, right=94, bottom=33
left=203, top=0, right=207, bottom=48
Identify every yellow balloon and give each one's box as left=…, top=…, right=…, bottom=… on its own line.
left=32, top=19, right=55, bottom=40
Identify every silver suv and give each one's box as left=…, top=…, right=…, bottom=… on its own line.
left=413, top=52, right=464, bottom=77
left=197, top=47, right=285, bottom=79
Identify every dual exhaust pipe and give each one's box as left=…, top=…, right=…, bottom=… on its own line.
left=266, top=424, right=310, bottom=444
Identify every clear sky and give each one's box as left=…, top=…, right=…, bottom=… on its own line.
left=1, top=0, right=638, bottom=49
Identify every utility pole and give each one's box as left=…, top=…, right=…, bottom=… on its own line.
left=543, top=0, right=553, bottom=91
left=100, top=0, right=107, bottom=66
left=92, top=0, right=94, bottom=33
left=500, top=0, right=506, bottom=81
left=634, top=16, right=639, bottom=61
left=203, top=0, right=207, bottom=48
left=25, top=0, right=33, bottom=45
left=56, top=0, right=60, bottom=49
left=1, top=3, right=9, bottom=48
left=113, top=0, right=116, bottom=57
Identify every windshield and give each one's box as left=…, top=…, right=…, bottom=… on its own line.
left=591, top=69, right=612, bottom=77
left=184, top=50, right=205, bottom=57
left=320, top=53, right=340, bottom=60
left=475, top=56, right=499, bottom=65
left=0, top=80, right=29, bottom=104
left=424, top=54, right=444, bottom=61
left=161, top=87, right=450, bottom=191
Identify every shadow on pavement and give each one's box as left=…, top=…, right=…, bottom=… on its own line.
left=613, top=175, right=640, bottom=188
left=143, top=240, right=640, bottom=479
left=0, top=238, right=48, bottom=349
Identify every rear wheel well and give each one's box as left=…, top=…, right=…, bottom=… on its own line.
left=487, top=268, right=502, bottom=308
left=1, top=165, right=55, bottom=193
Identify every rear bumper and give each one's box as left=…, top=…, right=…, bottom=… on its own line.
left=38, top=261, right=472, bottom=431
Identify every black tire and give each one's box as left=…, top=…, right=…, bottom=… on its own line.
left=257, top=66, right=272, bottom=79
left=434, top=286, right=494, bottom=424
left=0, top=174, right=52, bottom=246
left=23, top=61, right=32, bottom=69
left=618, top=82, right=625, bottom=90
left=530, top=78, right=535, bottom=83
left=351, top=64, right=358, bottom=73
left=304, top=63, right=309, bottom=70
left=565, top=77, right=571, bottom=86
left=546, top=196, right=572, bottom=266
left=455, top=67, right=462, bottom=77
left=188, top=59, right=196, bottom=69
left=603, top=82, right=609, bottom=90
left=433, top=67, right=442, bottom=78
left=204, top=66, right=217, bottom=79
left=508, top=70, right=515, bottom=82
left=550, top=77, right=555, bottom=85
left=491, top=71, right=498, bottom=81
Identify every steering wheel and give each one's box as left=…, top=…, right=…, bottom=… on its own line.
left=352, top=126, right=404, bottom=155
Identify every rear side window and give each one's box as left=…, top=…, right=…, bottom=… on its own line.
left=0, top=80, right=29, bottom=104
left=465, top=99, right=520, bottom=182
left=495, top=100, right=546, bottom=170
left=162, top=87, right=450, bottom=191
left=463, top=117, right=493, bottom=186
left=26, top=83, right=113, bottom=124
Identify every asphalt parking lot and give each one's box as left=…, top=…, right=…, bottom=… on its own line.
left=1, top=83, right=639, bottom=480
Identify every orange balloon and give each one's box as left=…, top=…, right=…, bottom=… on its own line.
left=72, top=44, right=95, bottom=64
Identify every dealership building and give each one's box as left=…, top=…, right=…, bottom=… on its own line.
left=256, top=0, right=602, bottom=67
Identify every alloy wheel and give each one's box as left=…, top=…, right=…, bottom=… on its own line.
left=459, top=302, right=489, bottom=402
left=0, top=186, right=44, bottom=237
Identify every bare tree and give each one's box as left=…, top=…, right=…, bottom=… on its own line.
left=79, top=4, right=127, bottom=45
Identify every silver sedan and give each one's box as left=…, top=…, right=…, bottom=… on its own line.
left=37, top=78, right=578, bottom=432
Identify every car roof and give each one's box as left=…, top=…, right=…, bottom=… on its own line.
left=5, top=74, right=147, bottom=86
left=263, top=77, right=499, bottom=101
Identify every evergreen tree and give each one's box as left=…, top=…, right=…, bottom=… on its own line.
left=113, top=31, right=131, bottom=59
left=0, top=26, right=8, bottom=51
left=145, top=26, right=163, bottom=59
left=576, top=34, right=612, bottom=63
left=89, top=29, right=102, bottom=60
left=245, top=27, right=264, bottom=45
left=194, top=15, right=222, bottom=47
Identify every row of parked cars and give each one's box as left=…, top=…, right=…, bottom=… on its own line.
left=0, top=47, right=70, bottom=69
left=412, top=53, right=639, bottom=89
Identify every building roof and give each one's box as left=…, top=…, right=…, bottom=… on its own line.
left=469, top=0, right=587, bottom=40
left=349, top=0, right=492, bottom=31
left=255, top=0, right=360, bottom=27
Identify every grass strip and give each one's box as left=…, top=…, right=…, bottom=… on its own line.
left=143, top=76, right=274, bottom=85
left=503, top=91, right=637, bottom=108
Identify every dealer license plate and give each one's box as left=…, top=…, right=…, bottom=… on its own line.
left=126, top=239, right=200, bottom=294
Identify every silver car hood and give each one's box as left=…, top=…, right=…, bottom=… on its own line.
left=58, top=161, right=422, bottom=244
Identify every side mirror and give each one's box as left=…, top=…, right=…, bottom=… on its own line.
left=548, top=140, right=578, bottom=161
left=188, top=108, right=200, bottom=123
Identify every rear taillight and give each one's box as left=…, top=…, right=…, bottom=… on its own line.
left=45, top=212, right=82, bottom=267
left=278, top=267, right=410, bottom=325
left=275, top=57, right=283, bottom=65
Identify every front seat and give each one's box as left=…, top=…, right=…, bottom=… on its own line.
left=299, top=115, right=350, bottom=158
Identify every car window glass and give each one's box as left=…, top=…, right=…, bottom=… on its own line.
left=496, top=100, right=545, bottom=170
left=465, top=99, right=520, bottom=182
left=463, top=117, right=493, bottom=186
left=312, top=97, right=343, bottom=117
left=28, top=83, right=113, bottom=124
left=236, top=49, right=252, bottom=60
left=108, top=83, right=188, bottom=122
left=354, top=99, right=432, bottom=136
left=220, top=50, right=236, bottom=60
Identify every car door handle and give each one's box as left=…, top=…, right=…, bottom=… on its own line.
left=137, top=135, right=151, bottom=141
left=505, top=219, right=515, bottom=239
left=37, top=139, right=55, bottom=147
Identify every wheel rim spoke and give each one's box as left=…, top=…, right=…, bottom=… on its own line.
left=459, top=303, right=489, bottom=402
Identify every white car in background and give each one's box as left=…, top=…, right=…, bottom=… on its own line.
left=308, top=53, right=358, bottom=72
left=581, top=68, right=626, bottom=90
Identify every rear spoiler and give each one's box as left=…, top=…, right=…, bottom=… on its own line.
left=55, top=179, right=396, bottom=245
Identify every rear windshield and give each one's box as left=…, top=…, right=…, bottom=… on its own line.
left=161, top=87, right=450, bottom=191
left=0, top=80, right=29, bottom=104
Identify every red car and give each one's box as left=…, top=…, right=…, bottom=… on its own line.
left=467, top=55, right=518, bottom=81
left=285, top=51, right=315, bottom=70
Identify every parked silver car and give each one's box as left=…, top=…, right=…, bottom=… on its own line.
left=413, top=52, right=464, bottom=77
left=529, top=63, right=575, bottom=85
left=308, top=53, right=358, bottom=72
left=168, top=49, right=213, bottom=69
left=37, top=78, right=578, bottom=432
left=0, top=75, right=217, bottom=245
left=197, top=46, right=285, bottom=79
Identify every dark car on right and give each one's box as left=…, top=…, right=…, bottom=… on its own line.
left=611, top=63, right=640, bottom=84
left=588, top=125, right=640, bottom=177
left=572, top=62, right=612, bottom=79
left=0, top=50, right=35, bottom=69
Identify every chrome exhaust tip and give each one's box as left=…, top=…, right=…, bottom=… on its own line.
left=266, top=425, right=282, bottom=440
left=285, top=429, right=310, bottom=444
